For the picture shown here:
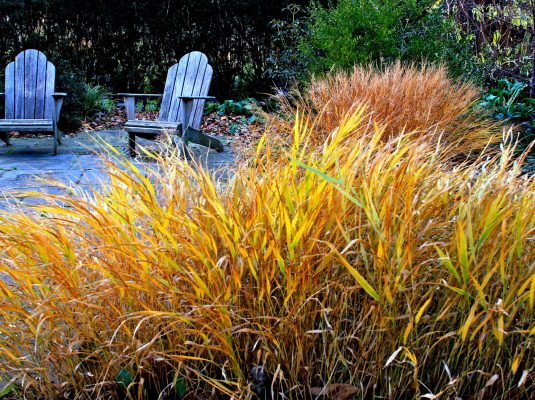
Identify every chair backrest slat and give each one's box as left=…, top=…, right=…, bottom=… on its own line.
left=164, top=58, right=189, bottom=122
left=34, top=52, right=48, bottom=119
left=24, top=49, right=38, bottom=118
left=4, top=49, right=55, bottom=120
left=159, top=64, right=178, bottom=121
left=168, top=52, right=206, bottom=122
left=191, top=65, right=213, bottom=130
left=4, top=62, right=15, bottom=119
left=159, top=51, right=212, bottom=130
left=14, top=52, right=25, bottom=119
left=44, top=62, right=55, bottom=120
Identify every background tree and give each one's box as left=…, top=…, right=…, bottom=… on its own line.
left=449, top=0, right=535, bottom=87
left=0, top=0, right=311, bottom=98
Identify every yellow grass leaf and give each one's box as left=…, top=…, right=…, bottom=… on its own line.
left=404, top=348, right=418, bottom=366
left=416, top=295, right=433, bottom=324
left=493, top=315, right=505, bottom=345
left=530, top=274, right=535, bottom=311
left=511, top=355, right=521, bottom=375
left=457, top=222, right=469, bottom=286
left=460, top=302, right=478, bottom=341
left=403, top=320, right=413, bottom=345
left=0, top=347, right=20, bottom=362
left=435, top=246, right=461, bottom=285
left=332, top=246, right=380, bottom=302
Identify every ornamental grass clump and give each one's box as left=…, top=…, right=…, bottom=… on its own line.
left=0, top=111, right=533, bottom=399
left=268, top=62, right=499, bottom=157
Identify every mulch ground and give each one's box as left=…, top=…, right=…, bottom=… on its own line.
left=5, top=108, right=264, bottom=154
left=76, top=109, right=265, bottom=151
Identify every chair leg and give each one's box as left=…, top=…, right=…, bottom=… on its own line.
left=0, top=132, right=10, bottom=146
left=187, top=128, right=224, bottom=152
left=129, top=132, right=137, bottom=156
left=178, top=125, right=192, bottom=160
left=53, top=123, right=59, bottom=155
left=57, top=129, right=63, bottom=145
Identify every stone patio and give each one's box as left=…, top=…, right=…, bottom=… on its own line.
left=0, top=130, right=236, bottom=209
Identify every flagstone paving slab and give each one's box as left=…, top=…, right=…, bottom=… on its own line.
left=0, top=130, right=236, bottom=210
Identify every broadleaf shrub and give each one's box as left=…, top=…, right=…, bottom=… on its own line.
left=135, top=98, right=161, bottom=112
left=204, top=98, right=259, bottom=116
left=301, top=0, right=481, bottom=82
left=479, top=79, right=535, bottom=144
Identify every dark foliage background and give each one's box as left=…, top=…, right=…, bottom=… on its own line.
left=0, top=0, right=311, bottom=100
left=3, top=0, right=535, bottom=138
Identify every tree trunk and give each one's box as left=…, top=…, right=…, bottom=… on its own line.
left=531, top=0, right=535, bottom=98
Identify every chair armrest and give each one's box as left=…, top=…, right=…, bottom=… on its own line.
left=52, top=93, right=67, bottom=122
left=120, top=94, right=162, bottom=120
left=117, top=93, right=162, bottom=98
left=179, top=95, right=216, bottom=102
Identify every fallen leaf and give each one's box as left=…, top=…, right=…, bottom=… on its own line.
left=309, top=383, right=359, bottom=400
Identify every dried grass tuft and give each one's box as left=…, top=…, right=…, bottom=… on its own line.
left=265, top=62, right=500, bottom=157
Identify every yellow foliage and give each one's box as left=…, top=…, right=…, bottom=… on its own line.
left=0, top=108, right=533, bottom=399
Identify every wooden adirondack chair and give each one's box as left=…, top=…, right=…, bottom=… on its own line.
left=0, top=49, right=67, bottom=155
left=120, top=51, right=224, bottom=156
